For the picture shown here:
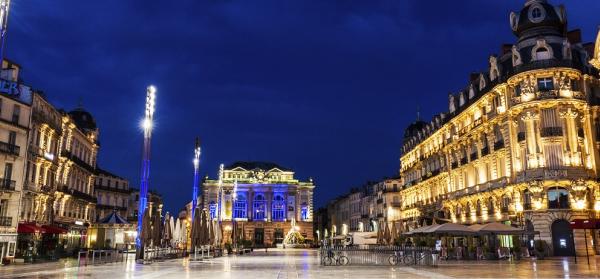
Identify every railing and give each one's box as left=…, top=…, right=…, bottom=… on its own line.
left=0, top=216, right=12, bottom=226
left=0, top=179, right=16, bottom=191
left=319, top=246, right=435, bottom=266
left=77, top=249, right=127, bottom=266
left=0, top=141, right=19, bottom=156
left=510, top=59, right=574, bottom=76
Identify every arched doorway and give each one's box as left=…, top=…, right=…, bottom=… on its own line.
left=551, top=219, right=575, bottom=256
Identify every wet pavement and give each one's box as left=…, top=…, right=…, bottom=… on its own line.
left=0, top=249, right=599, bottom=278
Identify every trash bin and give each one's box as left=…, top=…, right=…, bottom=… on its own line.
left=431, top=253, right=439, bottom=267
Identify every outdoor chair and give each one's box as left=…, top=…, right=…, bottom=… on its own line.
left=476, top=247, right=484, bottom=260
left=456, top=247, right=463, bottom=260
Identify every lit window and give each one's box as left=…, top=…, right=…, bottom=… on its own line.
left=537, top=77, right=554, bottom=91
left=547, top=187, right=569, bottom=209
left=254, top=194, right=266, bottom=220
left=301, top=203, right=309, bottom=221
left=272, top=194, right=285, bottom=220
left=233, top=193, right=247, bottom=218
left=209, top=201, right=217, bottom=219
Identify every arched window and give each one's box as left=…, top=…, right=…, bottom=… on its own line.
left=476, top=200, right=482, bottom=216
left=501, top=195, right=511, bottom=213
left=547, top=187, right=569, bottom=209
left=253, top=194, right=266, bottom=220
left=272, top=194, right=285, bottom=221
left=233, top=193, right=247, bottom=219
left=523, top=190, right=533, bottom=210
left=456, top=205, right=462, bottom=216
left=209, top=201, right=217, bottom=219
left=487, top=197, right=495, bottom=215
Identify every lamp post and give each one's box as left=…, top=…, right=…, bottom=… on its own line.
left=191, top=138, right=201, bottom=219
left=136, top=85, right=156, bottom=257
left=0, top=0, right=10, bottom=64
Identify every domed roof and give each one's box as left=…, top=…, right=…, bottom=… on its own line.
left=510, top=0, right=566, bottom=41
left=68, top=107, right=97, bottom=131
left=404, top=120, right=426, bottom=139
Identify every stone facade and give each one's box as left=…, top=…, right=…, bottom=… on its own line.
left=399, top=0, right=600, bottom=256
left=200, top=162, right=315, bottom=246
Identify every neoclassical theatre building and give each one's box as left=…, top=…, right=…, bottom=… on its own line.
left=201, top=162, right=315, bottom=246
left=399, top=0, right=600, bottom=256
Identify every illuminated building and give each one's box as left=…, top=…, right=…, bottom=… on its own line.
left=200, top=162, right=315, bottom=246
left=0, top=59, right=32, bottom=261
left=94, top=168, right=131, bottom=222
left=399, top=0, right=600, bottom=256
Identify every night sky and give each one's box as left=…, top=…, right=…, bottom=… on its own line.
left=5, top=1, right=599, bottom=214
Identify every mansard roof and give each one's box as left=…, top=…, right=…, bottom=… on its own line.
left=226, top=161, right=291, bottom=172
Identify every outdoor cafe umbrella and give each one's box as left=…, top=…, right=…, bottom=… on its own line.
left=390, top=222, right=398, bottom=245
left=163, top=212, right=172, bottom=247
left=376, top=223, right=384, bottom=244
left=469, top=222, right=525, bottom=235
left=141, top=209, right=152, bottom=247
left=200, top=210, right=210, bottom=245
left=383, top=222, right=392, bottom=245
left=173, top=218, right=181, bottom=247
left=191, top=207, right=202, bottom=249
left=403, top=223, right=439, bottom=235
left=422, top=223, right=476, bottom=235
left=152, top=211, right=162, bottom=247
left=169, top=216, right=175, bottom=247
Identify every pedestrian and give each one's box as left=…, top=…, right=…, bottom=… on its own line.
left=265, top=246, right=268, bottom=253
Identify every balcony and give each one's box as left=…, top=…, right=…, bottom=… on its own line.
left=0, top=141, right=20, bottom=156
left=57, top=186, right=97, bottom=203
left=94, top=184, right=132, bottom=194
left=0, top=179, right=16, bottom=191
left=541, top=127, right=563, bottom=137
left=510, top=59, right=575, bottom=76
left=0, top=216, right=12, bottom=227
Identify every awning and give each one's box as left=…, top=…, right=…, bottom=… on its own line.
left=570, top=219, right=600, bottom=230
left=42, top=225, right=68, bottom=234
left=18, top=223, right=44, bottom=234
left=469, top=222, right=525, bottom=235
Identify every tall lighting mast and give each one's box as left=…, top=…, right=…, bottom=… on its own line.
left=191, top=137, right=201, bottom=219
left=136, top=85, right=156, bottom=251
left=0, top=0, right=10, bottom=63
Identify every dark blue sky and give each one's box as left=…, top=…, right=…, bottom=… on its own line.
left=5, top=1, right=599, bottom=214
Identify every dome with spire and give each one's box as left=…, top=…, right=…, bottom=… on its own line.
left=403, top=120, right=427, bottom=140
left=68, top=106, right=97, bottom=131
left=510, top=0, right=567, bottom=42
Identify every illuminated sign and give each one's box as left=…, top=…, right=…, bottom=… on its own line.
left=0, top=79, right=19, bottom=96
left=75, top=220, right=84, bottom=226
left=0, top=78, right=32, bottom=104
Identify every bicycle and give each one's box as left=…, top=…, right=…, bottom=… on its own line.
left=322, top=250, right=349, bottom=266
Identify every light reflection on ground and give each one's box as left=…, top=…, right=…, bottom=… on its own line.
left=0, top=249, right=598, bottom=278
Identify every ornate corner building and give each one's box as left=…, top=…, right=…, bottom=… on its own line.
left=399, top=0, right=600, bottom=256
left=201, top=162, right=315, bottom=246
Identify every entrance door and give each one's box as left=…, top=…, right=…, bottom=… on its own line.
left=274, top=228, right=284, bottom=244
left=551, top=219, right=576, bottom=256
left=254, top=228, right=264, bottom=247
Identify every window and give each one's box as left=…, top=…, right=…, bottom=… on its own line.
left=537, top=77, right=554, bottom=91
left=531, top=8, right=542, bottom=18
left=523, top=190, right=533, bottom=210
left=301, top=203, right=309, bottom=221
left=501, top=195, right=511, bottom=212
left=488, top=197, right=495, bottom=215
left=253, top=194, right=266, bottom=220
left=209, top=201, right=217, bottom=219
left=547, top=187, right=569, bottom=209
left=272, top=194, right=285, bottom=220
left=8, top=131, right=16, bottom=146
left=11, top=105, right=19, bottom=123
left=233, top=193, right=246, bottom=218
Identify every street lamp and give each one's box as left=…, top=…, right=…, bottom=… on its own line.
left=191, top=137, right=201, bottom=219
left=0, top=0, right=11, bottom=64
left=136, top=85, right=156, bottom=254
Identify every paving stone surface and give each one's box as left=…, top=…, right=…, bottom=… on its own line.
left=1, top=249, right=599, bottom=278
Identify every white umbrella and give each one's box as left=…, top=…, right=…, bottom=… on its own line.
left=173, top=218, right=181, bottom=247
left=169, top=217, right=175, bottom=247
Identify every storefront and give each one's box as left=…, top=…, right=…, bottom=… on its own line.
left=0, top=233, right=17, bottom=264
left=16, top=223, right=67, bottom=262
